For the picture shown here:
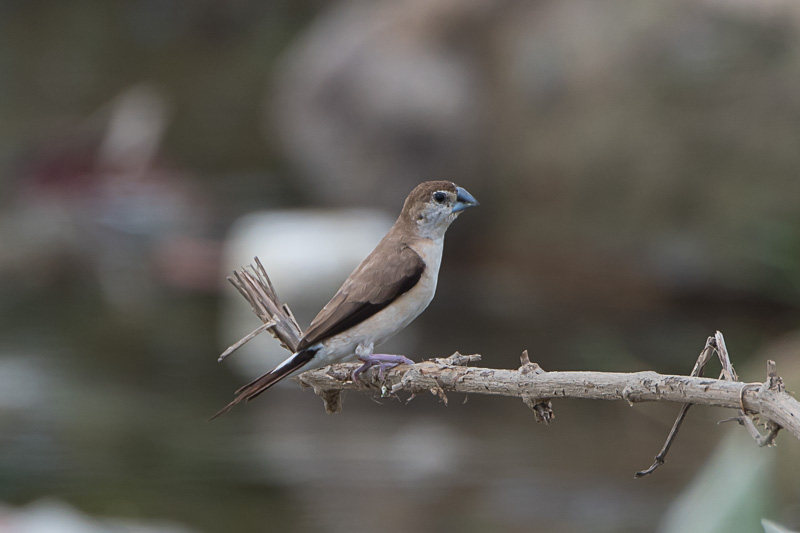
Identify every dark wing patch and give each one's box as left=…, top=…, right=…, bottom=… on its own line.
left=297, top=246, right=425, bottom=350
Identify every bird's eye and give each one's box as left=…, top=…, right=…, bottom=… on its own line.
left=433, top=191, right=447, bottom=203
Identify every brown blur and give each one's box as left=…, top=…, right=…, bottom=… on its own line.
left=1, top=1, right=800, bottom=532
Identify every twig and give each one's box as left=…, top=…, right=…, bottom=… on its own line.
left=635, top=331, right=780, bottom=477
left=634, top=337, right=716, bottom=478
left=718, top=360, right=785, bottom=447
left=518, top=350, right=554, bottom=424
left=223, top=259, right=302, bottom=359
left=218, top=321, right=275, bottom=362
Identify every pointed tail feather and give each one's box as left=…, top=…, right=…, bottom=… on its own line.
left=210, top=348, right=317, bottom=419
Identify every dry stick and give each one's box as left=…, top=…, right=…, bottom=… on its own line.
left=519, top=349, right=554, bottom=424
left=634, top=337, right=717, bottom=478
left=709, top=331, right=784, bottom=446
left=221, top=260, right=302, bottom=360
left=295, top=355, right=800, bottom=438
left=633, top=331, right=755, bottom=477
left=756, top=360, right=786, bottom=447
left=219, top=259, right=800, bottom=467
left=218, top=321, right=275, bottom=362
left=635, top=330, right=786, bottom=477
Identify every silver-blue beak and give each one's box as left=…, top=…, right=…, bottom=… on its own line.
left=452, top=186, right=479, bottom=213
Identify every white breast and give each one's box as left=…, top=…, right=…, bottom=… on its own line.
left=317, top=236, right=444, bottom=364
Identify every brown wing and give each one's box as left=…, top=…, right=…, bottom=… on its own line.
left=297, top=244, right=425, bottom=350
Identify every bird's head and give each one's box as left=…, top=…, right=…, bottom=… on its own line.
left=401, top=180, right=479, bottom=239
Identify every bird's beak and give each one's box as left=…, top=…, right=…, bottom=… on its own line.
left=452, top=186, right=479, bottom=213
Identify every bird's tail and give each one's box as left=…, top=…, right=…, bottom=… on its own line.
left=210, top=347, right=318, bottom=419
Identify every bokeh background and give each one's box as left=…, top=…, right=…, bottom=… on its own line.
left=2, top=0, right=800, bottom=532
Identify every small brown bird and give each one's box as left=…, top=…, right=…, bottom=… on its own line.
left=214, top=180, right=478, bottom=417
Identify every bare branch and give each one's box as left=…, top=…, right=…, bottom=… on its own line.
left=292, top=354, right=800, bottom=442
left=219, top=258, right=800, bottom=476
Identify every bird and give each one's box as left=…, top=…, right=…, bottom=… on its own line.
left=213, top=180, right=478, bottom=418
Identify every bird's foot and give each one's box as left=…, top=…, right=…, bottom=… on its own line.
left=352, top=354, right=414, bottom=383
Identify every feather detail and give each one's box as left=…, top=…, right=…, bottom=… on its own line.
left=297, top=244, right=425, bottom=350
left=210, top=347, right=317, bottom=419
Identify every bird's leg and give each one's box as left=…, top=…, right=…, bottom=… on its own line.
left=352, top=343, right=375, bottom=384
left=354, top=354, right=415, bottom=382
left=370, top=355, right=415, bottom=379
left=352, top=344, right=413, bottom=382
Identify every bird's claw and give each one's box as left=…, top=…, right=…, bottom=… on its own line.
left=352, top=354, right=414, bottom=384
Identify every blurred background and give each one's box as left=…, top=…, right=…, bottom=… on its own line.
left=2, top=0, right=800, bottom=532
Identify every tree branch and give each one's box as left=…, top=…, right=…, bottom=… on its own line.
left=294, top=352, right=800, bottom=442
left=218, top=259, right=800, bottom=476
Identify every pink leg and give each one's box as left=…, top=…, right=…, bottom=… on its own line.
left=352, top=354, right=414, bottom=382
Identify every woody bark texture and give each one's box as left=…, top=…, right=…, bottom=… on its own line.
left=295, top=352, right=800, bottom=441
left=221, top=260, right=800, bottom=452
